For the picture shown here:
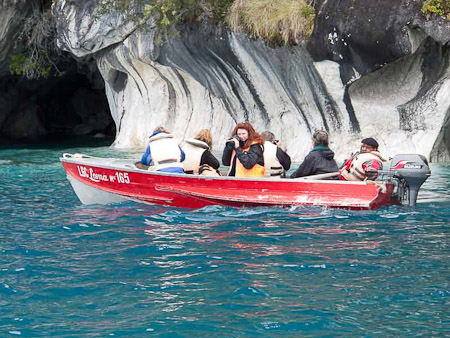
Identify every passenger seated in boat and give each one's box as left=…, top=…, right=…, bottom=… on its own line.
left=290, top=130, right=338, bottom=179
left=182, top=129, right=220, bottom=175
left=222, top=122, right=265, bottom=178
left=339, top=137, right=385, bottom=181
left=136, top=126, right=185, bottom=173
left=261, top=131, right=291, bottom=178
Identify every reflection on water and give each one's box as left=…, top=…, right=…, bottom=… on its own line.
left=0, top=145, right=449, bottom=336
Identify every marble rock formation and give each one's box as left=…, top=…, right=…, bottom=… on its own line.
left=53, top=0, right=450, bottom=161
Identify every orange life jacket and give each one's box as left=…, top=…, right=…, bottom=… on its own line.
left=229, top=141, right=265, bottom=178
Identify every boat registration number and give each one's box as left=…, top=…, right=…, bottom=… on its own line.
left=77, top=165, right=130, bottom=184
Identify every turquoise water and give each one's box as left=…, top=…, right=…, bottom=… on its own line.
left=1, top=143, right=449, bottom=337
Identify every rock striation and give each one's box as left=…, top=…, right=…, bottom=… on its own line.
left=53, top=0, right=450, bottom=162
left=2, top=0, right=449, bottom=161
left=309, top=0, right=450, bottom=162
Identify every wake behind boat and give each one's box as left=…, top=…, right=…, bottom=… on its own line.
left=60, top=153, right=430, bottom=210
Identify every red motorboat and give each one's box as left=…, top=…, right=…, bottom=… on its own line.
left=60, top=153, right=430, bottom=210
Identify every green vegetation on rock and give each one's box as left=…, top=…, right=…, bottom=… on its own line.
left=228, top=0, right=315, bottom=45
left=9, top=54, right=52, bottom=78
left=8, top=0, right=317, bottom=78
left=97, top=0, right=234, bottom=44
left=8, top=0, right=64, bottom=79
left=99, top=0, right=232, bottom=28
left=422, top=0, right=450, bottom=20
left=98, top=0, right=315, bottom=45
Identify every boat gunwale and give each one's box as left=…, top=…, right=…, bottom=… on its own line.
left=59, top=156, right=392, bottom=187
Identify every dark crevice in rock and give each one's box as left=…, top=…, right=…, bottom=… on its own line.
left=342, top=84, right=360, bottom=133
left=159, top=25, right=270, bottom=124
left=398, top=41, right=449, bottom=132
left=307, top=61, right=343, bottom=132
left=173, top=69, right=194, bottom=139
left=304, top=69, right=330, bottom=132
left=152, top=66, right=177, bottom=128
left=0, top=66, right=114, bottom=142
left=212, top=56, right=251, bottom=122
left=109, top=69, right=128, bottom=92
left=217, top=53, right=269, bottom=123
left=430, top=106, right=450, bottom=162
left=117, top=106, right=126, bottom=135
left=339, top=61, right=360, bottom=133
left=128, top=59, right=149, bottom=97
left=160, top=27, right=239, bottom=123
left=418, top=39, right=450, bottom=96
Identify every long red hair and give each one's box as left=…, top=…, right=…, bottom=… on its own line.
left=231, top=122, right=264, bottom=148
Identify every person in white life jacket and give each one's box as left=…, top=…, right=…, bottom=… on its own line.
left=290, top=130, right=338, bottom=179
left=222, top=122, right=265, bottom=177
left=182, top=129, right=220, bottom=175
left=339, top=137, right=385, bottom=181
left=137, top=126, right=185, bottom=173
left=260, top=131, right=291, bottom=177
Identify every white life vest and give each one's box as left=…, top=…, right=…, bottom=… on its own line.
left=263, top=141, right=284, bottom=177
left=340, top=151, right=385, bottom=181
left=182, top=138, right=209, bottom=174
left=148, top=133, right=183, bottom=171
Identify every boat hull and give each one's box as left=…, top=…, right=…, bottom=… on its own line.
left=61, top=155, right=399, bottom=210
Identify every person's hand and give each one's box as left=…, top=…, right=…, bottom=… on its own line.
left=233, top=137, right=240, bottom=148
left=226, top=137, right=240, bottom=148
left=274, top=140, right=287, bottom=151
left=135, top=162, right=145, bottom=169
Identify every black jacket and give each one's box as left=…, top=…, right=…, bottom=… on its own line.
left=276, top=147, right=291, bottom=171
left=290, top=146, right=338, bottom=179
left=222, top=141, right=264, bottom=176
left=200, top=150, right=220, bottom=169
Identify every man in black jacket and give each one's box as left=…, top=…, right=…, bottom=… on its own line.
left=290, top=130, right=338, bottom=179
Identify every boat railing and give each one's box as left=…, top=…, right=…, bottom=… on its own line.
left=63, top=153, right=141, bottom=170
left=292, top=172, right=340, bottom=181
left=63, top=153, right=95, bottom=159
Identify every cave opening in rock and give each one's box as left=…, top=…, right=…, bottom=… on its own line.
left=0, top=68, right=115, bottom=145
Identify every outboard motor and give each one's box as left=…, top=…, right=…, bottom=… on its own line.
left=390, top=154, right=431, bottom=206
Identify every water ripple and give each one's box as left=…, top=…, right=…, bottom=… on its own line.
left=0, top=147, right=449, bottom=336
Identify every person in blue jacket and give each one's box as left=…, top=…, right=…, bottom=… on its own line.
left=137, top=126, right=185, bottom=173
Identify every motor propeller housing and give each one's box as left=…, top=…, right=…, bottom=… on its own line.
left=390, top=154, right=431, bottom=206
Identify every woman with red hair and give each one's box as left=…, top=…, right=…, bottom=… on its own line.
left=222, top=122, right=265, bottom=177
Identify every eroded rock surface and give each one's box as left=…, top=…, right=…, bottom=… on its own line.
left=1, top=0, right=449, bottom=161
